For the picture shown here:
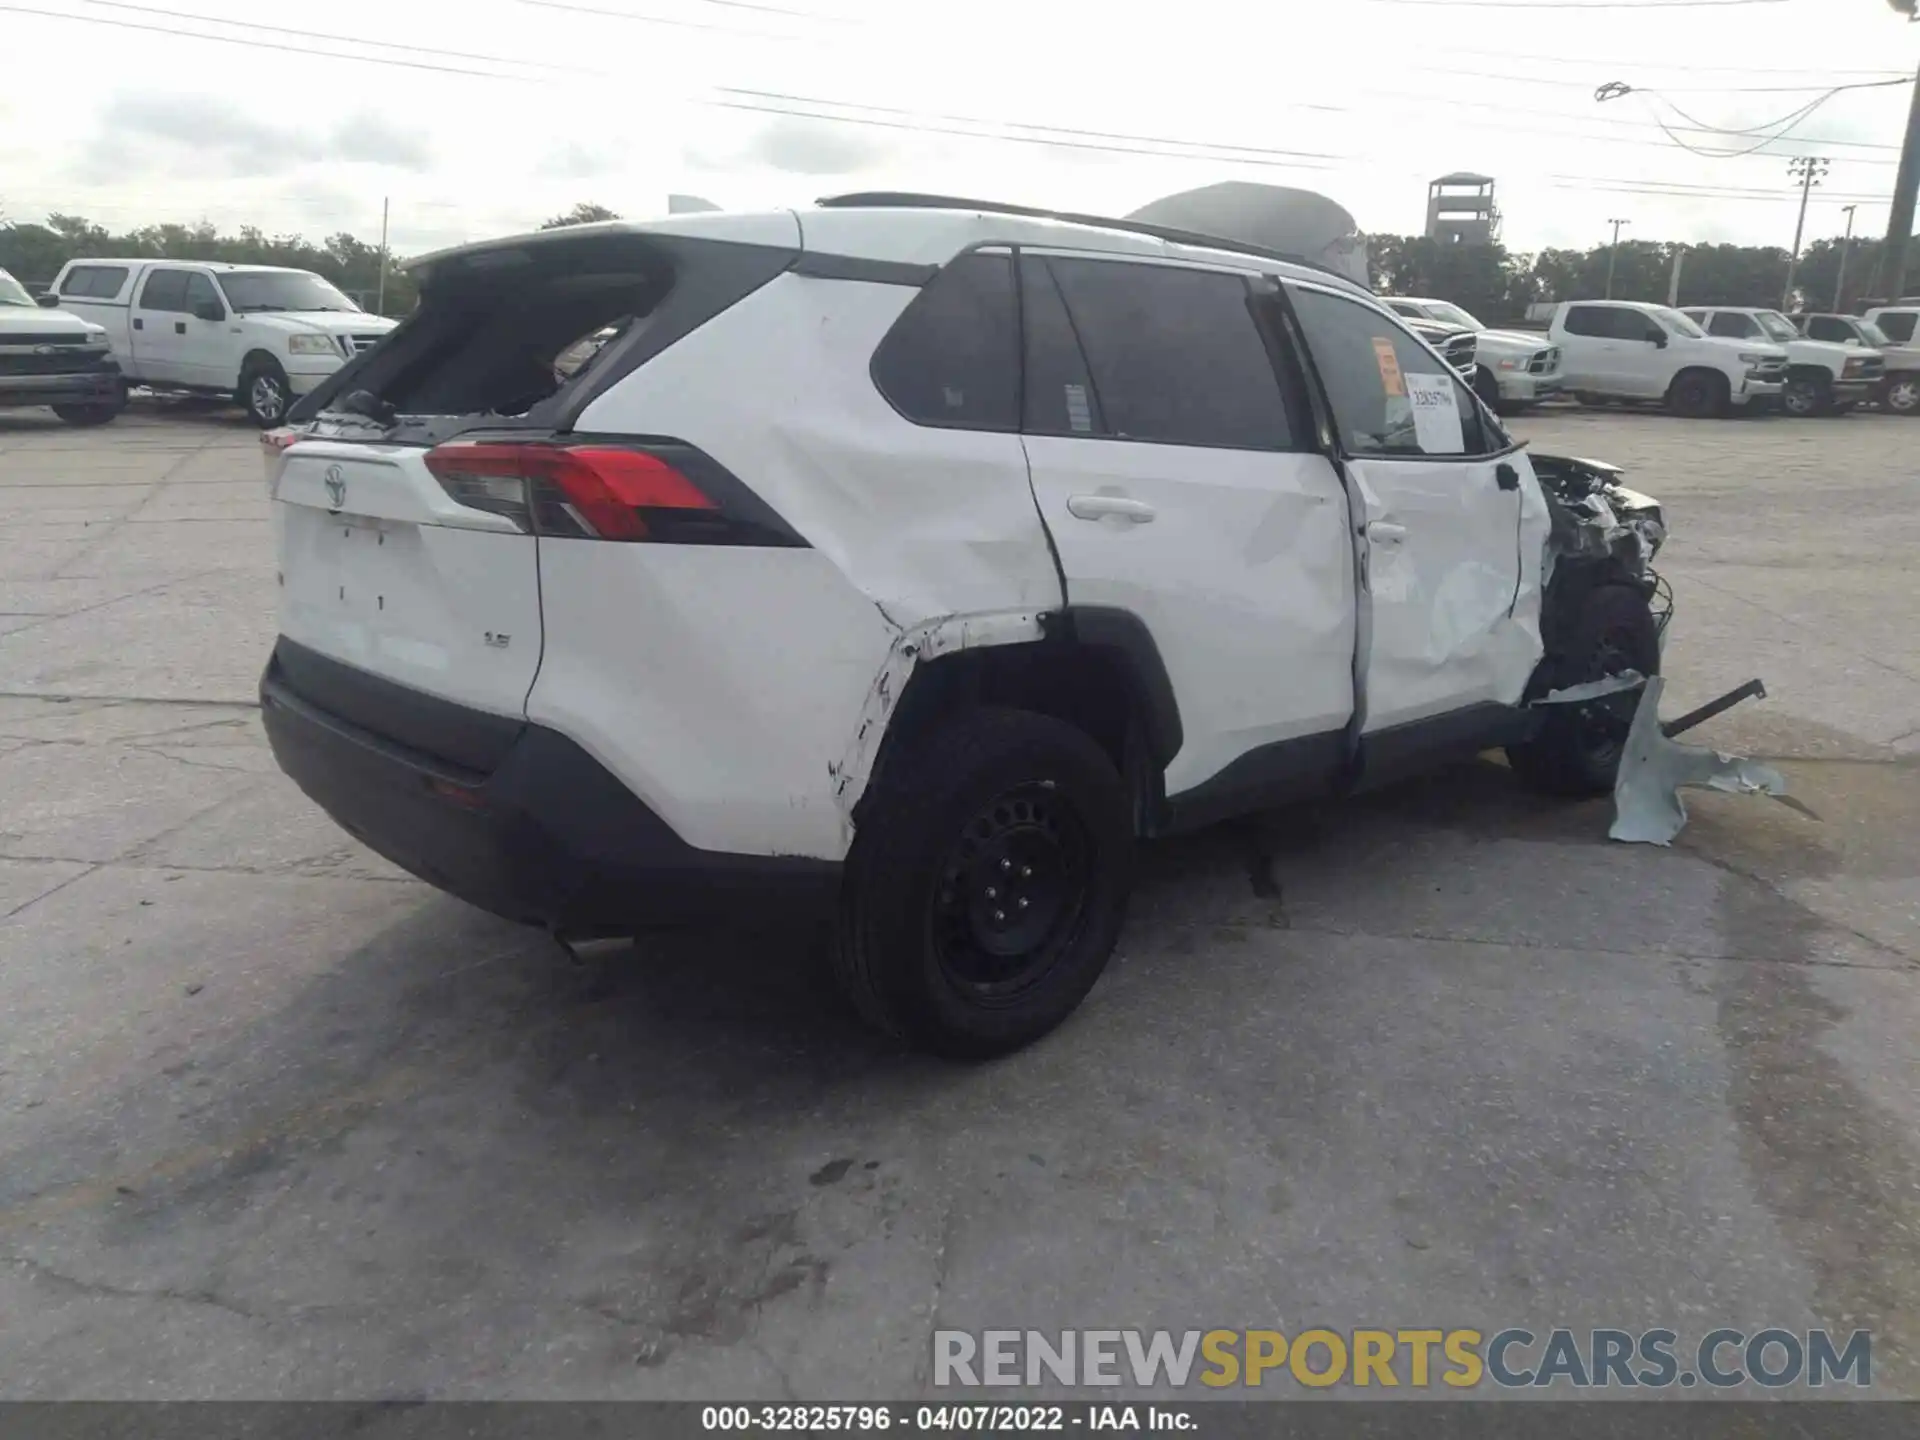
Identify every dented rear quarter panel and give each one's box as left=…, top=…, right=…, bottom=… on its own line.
left=543, top=270, right=1065, bottom=860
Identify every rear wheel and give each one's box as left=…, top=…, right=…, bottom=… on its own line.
left=240, top=357, right=291, bottom=428
left=1507, top=585, right=1662, bottom=798
left=833, top=707, right=1132, bottom=1058
left=1667, top=369, right=1729, bottom=419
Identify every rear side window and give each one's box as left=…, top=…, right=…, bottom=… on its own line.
left=62, top=265, right=129, bottom=299
left=871, top=252, right=1019, bottom=431
left=139, top=269, right=191, bottom=312
left=1288, top=286, right=1489, bottom=458
left=1045, top=256, right=1292, bottom=450
left=1877, top=311, right=1918, bottom=343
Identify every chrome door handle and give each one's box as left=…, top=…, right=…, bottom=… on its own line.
left=1067, top=494, right=1156, bottom=523
left=1366, top=521, right=1407, bottom=545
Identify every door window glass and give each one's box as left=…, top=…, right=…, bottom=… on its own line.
left=1045, top=256, right=1294, bottom=451
left=1707, top=312, right=1758, bottom=339
left=139, top=269, right=191, bottom=313
left=1018, top=255, right=1104, bottom=437
left=184, top=272, right=223, bottom=316
left=1289, top=286, right=1489, bottom=458
left=1877, top=311, right=1918, bottom=343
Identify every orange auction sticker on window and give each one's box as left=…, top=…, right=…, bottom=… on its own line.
left=1372, top=337, right=1406, bottom=396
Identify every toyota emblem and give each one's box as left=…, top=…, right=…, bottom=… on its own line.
left=323, top=464, right=346, bottom=512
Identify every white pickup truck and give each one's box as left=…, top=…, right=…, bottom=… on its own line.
left=44, top=259, right=397, bottom=427
left=1679, top=305, right=1883, bottom=416
left=1382, top=295, right=1563, bottom=414
left=1548, top=300, right=1788, bottom=417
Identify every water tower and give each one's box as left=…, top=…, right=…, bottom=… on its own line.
left=1426, top=174, right=1500, bottom=246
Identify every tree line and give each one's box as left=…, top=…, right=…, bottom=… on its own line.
left=0, top=200, right=1896, bottom=321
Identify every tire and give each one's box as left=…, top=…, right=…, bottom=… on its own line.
left=1507, top=584, right=1662, bottom=799
left=1666, top=368, right=1729, bottom=419
left=832, top=707, right=1133, bottom=1059
left=1782, top=373, right=1831, bottom=418
left=1473, top=366, right=1502, bottom=412
left=1573, top=392, right=1606, bottom=407
left=1885, top=375, right=1920, bottom=415
left=239, top=357, right=292, bottom=429
left=51, top=401, right=120, bottom=426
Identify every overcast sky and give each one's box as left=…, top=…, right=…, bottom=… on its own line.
left=1, top=0, right=1915, bottom=257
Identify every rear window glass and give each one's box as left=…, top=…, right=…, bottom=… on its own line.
left=139, top=270, right=192, bottom=312
left=871, top=252, right=1019, bottom=431
left=342, top=237, right=677, bottom=417
left=62, top=265, right=129, bottom=299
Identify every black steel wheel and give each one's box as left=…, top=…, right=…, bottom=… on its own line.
left=834, top=707, right=1132, bottom=1058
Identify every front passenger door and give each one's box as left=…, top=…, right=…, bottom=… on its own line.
left=179, top=271, right=236, bottom=388
left=1286, top=284, right=1551, bottom=745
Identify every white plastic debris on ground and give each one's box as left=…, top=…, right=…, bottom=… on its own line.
left=1608, top=676, right=1790, bottom=846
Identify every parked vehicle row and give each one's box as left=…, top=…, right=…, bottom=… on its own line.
left=2, top=259, right=398, bottom=427
left=1389, top=292, right=1920, bottom=420
left=256, top=195, right=1672, bottom=1057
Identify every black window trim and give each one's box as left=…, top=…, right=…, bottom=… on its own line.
left=1011, top=245, right=1317, bottom=455
left=1278, top=279, right=1522, bottom=465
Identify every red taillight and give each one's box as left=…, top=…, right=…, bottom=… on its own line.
left=424, top=442, right=717, bottom=540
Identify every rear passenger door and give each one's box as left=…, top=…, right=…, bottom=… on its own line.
left=1286, top=283, right=1549, bottom=741
left=1016, top=252, right=1357, bottom=816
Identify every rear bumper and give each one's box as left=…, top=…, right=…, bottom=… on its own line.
left=259, top=639, right=841, bottom=932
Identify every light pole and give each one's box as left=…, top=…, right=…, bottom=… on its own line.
left=1783, top=156, right=1829, bottom=309
left=1605, top=218, right=1630, bottom=298
left=1835, top=203, right=1859, bottom=312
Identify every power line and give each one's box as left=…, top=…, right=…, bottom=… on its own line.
left=0, top=4, right=546, bottom=80
left=1363, top=0, right=1790, bottom=8
left=69, top=0, right=594, bottom=74
left=1413, top=0, right=1797, bottom=8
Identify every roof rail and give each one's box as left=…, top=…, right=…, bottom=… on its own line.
left=812, top=191, right=1370, bottom=292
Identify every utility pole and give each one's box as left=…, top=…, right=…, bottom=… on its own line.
left=1876, top=0, right=1920, bottom=302
left=1605, top=218, right=1630, bottom=298
left=375, top=197, right=390, bottom=317
left=1835, top=203, right=1859, bottom=312
left=1668, top=245, right=1687, bottom=306
left=1783, top=156, right=1829, bottom=310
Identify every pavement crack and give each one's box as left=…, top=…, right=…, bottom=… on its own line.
left=6, top=1252, right=261, bottom=1323
left=0, top=863, right=100, bottom=921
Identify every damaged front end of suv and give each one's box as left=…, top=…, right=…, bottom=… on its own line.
left=1504, top=452, right=1673, bottom=798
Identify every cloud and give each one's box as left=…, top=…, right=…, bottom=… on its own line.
left=544, top=143, right=620, bottom=180
left=333, top=113, right=432, bottom=171
left=737, top=116, right=891, bottom=176
left=76, top=92, right=431, bottom=183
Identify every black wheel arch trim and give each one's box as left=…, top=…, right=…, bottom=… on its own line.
left=1038, top=606, right=1183, bottom=769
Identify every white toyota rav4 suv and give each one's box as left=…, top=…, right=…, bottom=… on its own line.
left=260, top=195, right=1670, bottom=1057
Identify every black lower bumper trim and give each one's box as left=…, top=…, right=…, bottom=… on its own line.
left=260, top=646, right=840, bottom=932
